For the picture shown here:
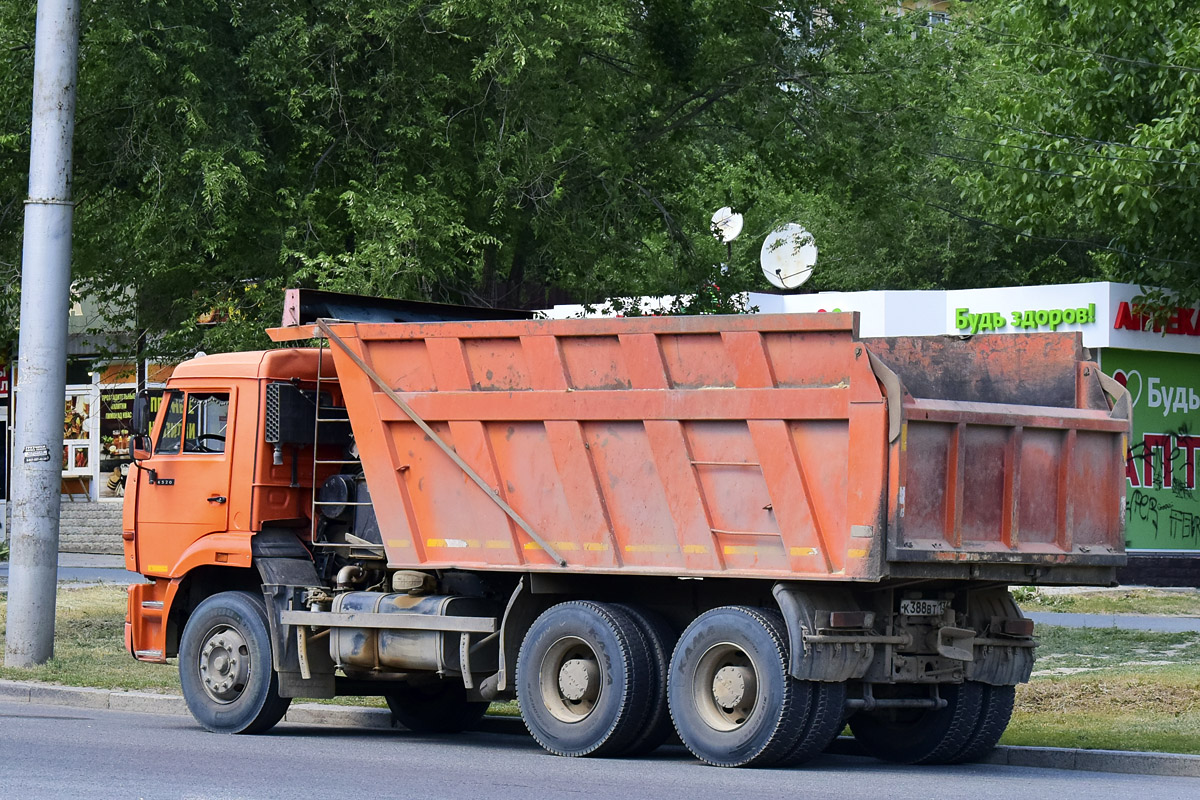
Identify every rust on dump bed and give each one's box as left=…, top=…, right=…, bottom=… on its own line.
left=309, top=312, right=1128, bottom=584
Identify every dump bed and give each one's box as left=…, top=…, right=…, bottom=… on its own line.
left=316, top=312, right=1128, bottom=584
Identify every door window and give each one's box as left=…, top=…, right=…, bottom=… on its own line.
left=183, top=394, right=229, bottom=453
left=154, top=392, right=229, bottom=454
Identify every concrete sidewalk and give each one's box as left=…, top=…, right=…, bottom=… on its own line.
left=0, top=552, right=143, bottom=587
left=0, top=679, right=1197, bottom=779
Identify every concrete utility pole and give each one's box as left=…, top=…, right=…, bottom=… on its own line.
left=4, top=0, right=81, bottom=667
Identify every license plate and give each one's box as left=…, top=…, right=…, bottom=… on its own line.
left=900, top=598, right=947, bottom=616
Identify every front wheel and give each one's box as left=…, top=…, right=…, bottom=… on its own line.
left=179, top=591, right=291, bottom=734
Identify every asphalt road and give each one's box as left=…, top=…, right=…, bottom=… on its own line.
left=1, top=701, right=1196, bottom=800
left=1025, top=611, right=1200, bottom=633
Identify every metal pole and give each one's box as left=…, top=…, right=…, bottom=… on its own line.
left=4, top=0, right=80, bottom=667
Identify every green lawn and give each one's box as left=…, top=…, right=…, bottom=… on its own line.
left=1002, top=626, right=1200, bottom=754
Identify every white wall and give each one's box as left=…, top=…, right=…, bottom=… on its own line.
left=548, top=282, right=1200, bottom=356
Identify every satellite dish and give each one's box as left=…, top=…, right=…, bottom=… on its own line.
left=711, top=207, right=744, bottom=243
left=760, top=223, right=817, bottom=289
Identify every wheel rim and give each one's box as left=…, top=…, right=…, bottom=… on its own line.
left=539, top=635, right=602, bottom=723
left=198, top=624, right=251, bottom=704
left=692, top=642, right=758, bottom=732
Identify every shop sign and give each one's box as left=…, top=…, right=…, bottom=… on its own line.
left=955, top=304, right=1097, bottom=334
left=1113, top=301, right=1200, bottom=337
left=1105, top=349, right=1200, bottom=552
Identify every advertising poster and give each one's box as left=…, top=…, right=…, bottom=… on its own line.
left=99, top=388, right=135, bottom=497
left=1103, top=349, right=1200, bottom=552
left=62, top=393, right=91, bottom=477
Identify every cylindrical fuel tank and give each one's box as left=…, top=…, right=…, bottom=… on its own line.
left=329, top=591, right=493, bottom=674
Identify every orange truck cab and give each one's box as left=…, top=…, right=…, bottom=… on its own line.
left=122, top=290, right=1129, bottom=767
left=123, top=349, right=335, bottom=661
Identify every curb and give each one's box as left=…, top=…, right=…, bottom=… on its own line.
left=985, top=745, right=1200, bottom=778
left=2, top=679, right=1197, bottom=778
left=824, top=736, right=1200, bottom=778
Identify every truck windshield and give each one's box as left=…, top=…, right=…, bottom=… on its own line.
left=154, top=391, right=184, bottom=454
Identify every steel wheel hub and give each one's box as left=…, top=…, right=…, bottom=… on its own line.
left=712, top=664, right=756, bottom=709
left=199, top=625, right=250, bottom=704
left=540, top=636, right=602, bottom=723
left=693, top=643, right=759, bottom=731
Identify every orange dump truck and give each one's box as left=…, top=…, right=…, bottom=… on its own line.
left=123, top=296, right=1130, bottom=767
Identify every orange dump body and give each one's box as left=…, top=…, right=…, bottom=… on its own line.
left=312, top=312, right=1127, bottom=583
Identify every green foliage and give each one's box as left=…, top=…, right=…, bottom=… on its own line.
left=0, top=0, right=906, bottom=359
left=1, top=0, right=1195, bottom=361
left=951, top=0, right=1200, bottom=305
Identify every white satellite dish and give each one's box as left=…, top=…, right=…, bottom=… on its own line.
left=710, top=207, right=744, bottom=243
left=760, top=223, right=817, bottom=290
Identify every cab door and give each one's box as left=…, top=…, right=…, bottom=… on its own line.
left=135, top=388, right=236, bottom=575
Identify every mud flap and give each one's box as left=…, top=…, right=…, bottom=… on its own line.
left=773, top=583, right=874, bottom=682
left=263, top=584, right=336, bottom=699
left=253, top=531, right=336, bottom=699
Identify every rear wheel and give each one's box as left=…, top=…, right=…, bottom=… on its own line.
left=668, top=606, right=810, bottom=767
left=385, top=680, right=489, bottom=733
left=947, top=683, right=1016, bottom=763
left=517, top=601, right=654, bottom=757
left=849, top=682, right=985, bottom=765
left=612, top=604, right=676, bottom=755
left=179, top=591, right=291, bottom=734
left=777, top=680, right=848, bottom=766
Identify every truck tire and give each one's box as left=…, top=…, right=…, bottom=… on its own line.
left=385, top=680, right=489, bottom=733
left=947, top=683, right=1016, bottom=763
left=179, top=591, right=291, bottom=734
left=667, top=606, right=810, bottom=767
left=517, top=601, right=654, bottom=757
left=612, top=604, right=676, bottom=756
left=848, top=681, right=984, bottom=764
left=777, top=680, right=848, bottom=766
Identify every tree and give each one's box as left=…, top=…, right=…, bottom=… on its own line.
left=949, top=0, right=1200, bottom=306
left=0, top=0, right=903, bottom=359
left=6, top=0, right=1177, bottom=361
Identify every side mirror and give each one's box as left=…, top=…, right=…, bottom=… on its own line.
left=129, top=434, right=151, bottom=462
left=131, top=390, right=152, bottom=436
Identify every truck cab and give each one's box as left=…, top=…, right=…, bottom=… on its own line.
left=123, top=349, right=333, bottom=661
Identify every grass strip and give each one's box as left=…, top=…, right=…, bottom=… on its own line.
left=1002, top=625, right=1200, bottom=755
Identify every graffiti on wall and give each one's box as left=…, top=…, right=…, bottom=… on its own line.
left=1107, top=349, right=1200, bottom=551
